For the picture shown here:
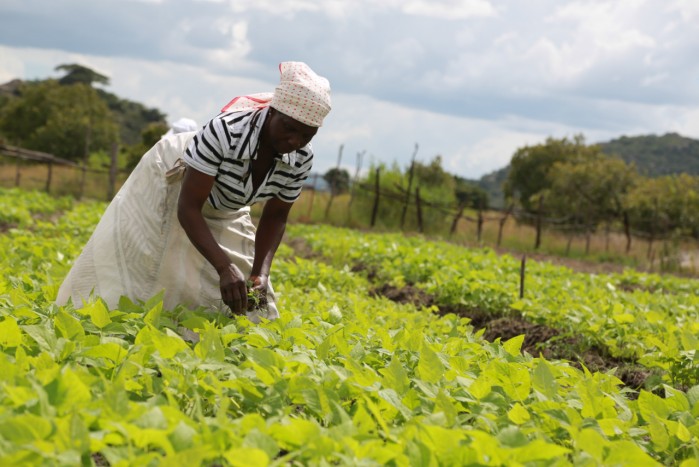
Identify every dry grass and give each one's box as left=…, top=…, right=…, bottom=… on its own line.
left=0, top=162, right=127, bottom=201
left=286, top=190, right=699, bottom=276
left=6, top=162, right=697, bottom=276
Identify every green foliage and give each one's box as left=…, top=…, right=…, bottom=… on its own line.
left=505, top=135, right=596, bottom=212
left=323, top=168, right=350, bottom=195
left=351, top=157, right=459, bottom=233
left=55, top=63, right=110, bottom=87
left=454, top=175, right=489, bottom=209
left=547, top=156, right=639, bottom=232
left=2, top=188, right=699, bottom=464
left=0, top=80, right=118, bottom=162
left=97, top=88, right=166, bottom=146
left=625, top=174, right=699, bottom=239
left=600, top=133, right=699, bottom=177
left=290, top=223, right=699, bottom=391
left=123, top=122, right=170, bottom=171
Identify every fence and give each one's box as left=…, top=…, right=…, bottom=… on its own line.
left=300, top=165, right=699, bottom=274
left=0, top=143, right=125, bottom=200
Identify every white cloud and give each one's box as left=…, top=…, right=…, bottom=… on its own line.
left=400, top=0, right=497, bottom=19
left=0, top=0, right=698, bottom=180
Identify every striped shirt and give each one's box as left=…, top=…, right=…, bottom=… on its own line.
left=183, top=107, right=313, bottom=210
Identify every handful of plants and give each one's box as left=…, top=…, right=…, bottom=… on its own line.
left=246, top=280, right=268, bottom=312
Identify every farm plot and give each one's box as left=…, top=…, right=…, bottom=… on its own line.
left=0, top=188, right=697, bottom=465
left=288, top=224, right=699, bottom=391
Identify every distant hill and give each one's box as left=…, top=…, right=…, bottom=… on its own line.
left=472, top=132, right=699, bottom=209
left=598, top=133, right=699, bottom=177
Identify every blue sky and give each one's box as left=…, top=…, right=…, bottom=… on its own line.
left=1, top=0, right=697, bottom=179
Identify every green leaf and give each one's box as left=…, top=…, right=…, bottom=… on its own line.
left=532, top=360, right=558, bottom=399
left=637, top=390, right=671, bottom=421
left=508, top=439, right=570, bottom=462
left=22, top=324, right=58, bottom=353
left=144, top=301, right=162, bottom=328
left=417, top=342, right=445, bottom=384
left=507, top=403, right=530, bottom=424
left=503, top=334, right=524, bottom=356
left=380, top=356, right=411, bottom=395
left=0, top=413, right=53, bottom=442
left=224, top=448, right=269, bottom=467
left=54, top=310, right=85, bottom=341
left=0, top=317, right=22, bottom=347
left=195, top=322, right=225, bottom=362
left=83, top=300, right=111, bottom=328
left=45, top=368, right=92, bottom=414
left=269, top=418, right=321, bottom=449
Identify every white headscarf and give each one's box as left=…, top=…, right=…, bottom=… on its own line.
left=220, top=62, right=331, bottom=127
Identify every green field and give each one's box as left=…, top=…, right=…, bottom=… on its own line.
left=1, top=186, right=698, bottom=466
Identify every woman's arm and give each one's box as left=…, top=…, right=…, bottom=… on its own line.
left=177, top=167, right=249, bottom=313
left=250, top=197, right=293, bottom=288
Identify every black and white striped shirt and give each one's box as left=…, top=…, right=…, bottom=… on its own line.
left=183, top=107, right=313, bottom=210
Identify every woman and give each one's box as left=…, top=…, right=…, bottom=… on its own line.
left=56, top=62, right=331, bottom=322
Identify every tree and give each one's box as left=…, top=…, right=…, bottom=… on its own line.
left=547, top=155, right=638, bottom=253
left=504, top=135, right=592, bottom=212
left=323, top=168, right=350, bottom=195
left=124, top=121, right=170, bottom=171
left=625, top=174, right=699, bottom=244
left=504, top=135, right=607, bottom=249
left=0, top=80, right=118, bottom=161
left=55, top=64, right=110, bottom=87
left=454, top=176, right=489, bottom=210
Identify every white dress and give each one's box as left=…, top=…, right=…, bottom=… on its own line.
left=56, top=131, right=279, bottom=322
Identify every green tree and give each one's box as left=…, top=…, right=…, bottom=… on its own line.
left=625, top=174, right=699, bottom=243
left=504, top=135, right=593, bottom=212
left=454, top=175, right=489, bottom=210
left=323, top=168, right=350, bottom=195
left=0, top=80, right=118, bottom=161
left=547, top=155, right=638, bottom=252
left=124, top=121, right=170, bottom=171
left=55, top=63, right=110, bottom=87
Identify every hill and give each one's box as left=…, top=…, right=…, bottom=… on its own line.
left=598, top=132, right=699, bottom=176
left=473, top=133, right=699, bottom=209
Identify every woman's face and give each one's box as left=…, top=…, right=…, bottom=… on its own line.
left=265, top=108, right=319, bottom=155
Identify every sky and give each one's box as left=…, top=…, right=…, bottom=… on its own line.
left=0, top=0, right=698, bottom=180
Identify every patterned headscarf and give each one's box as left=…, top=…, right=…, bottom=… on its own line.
left=221, top=62, right=331, bottom=127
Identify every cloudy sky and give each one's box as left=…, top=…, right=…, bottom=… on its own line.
left=1, top=0, right=698, bottom=179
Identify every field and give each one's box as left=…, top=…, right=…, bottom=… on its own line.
left=1, top=186, right=699, bottom=465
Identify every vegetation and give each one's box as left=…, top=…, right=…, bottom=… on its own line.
left=0, top=63, right=166, bottom=164
left=1, top=187, right=699, bottom=464
left=600, top=133, right=699, bottom=177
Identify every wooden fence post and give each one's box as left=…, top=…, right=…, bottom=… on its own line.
left=535, top=197, right=544, bottom=250
left=450, top=204, right=465, bottom=237
left=45, top=162, right=53, bottom=193
left=346, top=150, right=365, bottom=223
left=519, top=255, right=526, bottom=298
left=370, top=167, right=381, bottom=228
left=415, top=186, right=423, bottom=233
left=400, top=143, right=418, bottom=229
left=477, top=208, right=484, bottom=243
left=107, top=142, right=119, bottom=200
left=497, top=205, right=512, bottom=248
left=306, top=173, right=318, bottom=221
left=324, top=144, right=343, bottom=220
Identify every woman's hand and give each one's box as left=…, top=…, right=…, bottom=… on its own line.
left=248, top=274, right=269, bottom=294
left=218, top=263, right=248, bottom=314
